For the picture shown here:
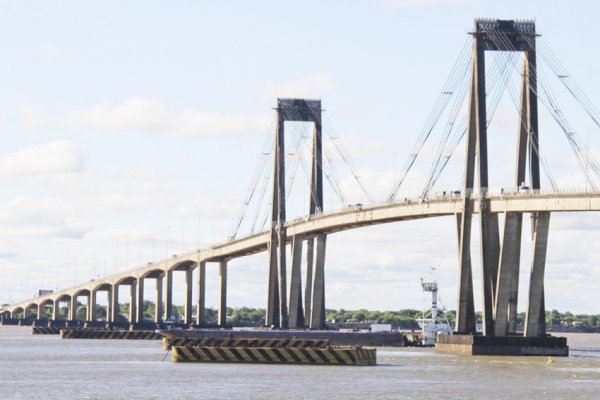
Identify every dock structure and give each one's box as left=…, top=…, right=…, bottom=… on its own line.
left=163, top=337, right=330, bottom=351
left=60, top=329, right=162, bottom=340
left=162, top=330, right=377, bottom=366
left=172, top=345, right=376, bottom=366
left=436, top=333, right=568, bottom=356
left=32, top=326, right=61, bottom=335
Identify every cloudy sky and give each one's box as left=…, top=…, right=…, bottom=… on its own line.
left=1, top=0, right=600, bottom=315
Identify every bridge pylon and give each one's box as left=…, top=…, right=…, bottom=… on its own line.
left=457, top=19, right=549, bottom=338
left=266, top=98, right=326, bottom=329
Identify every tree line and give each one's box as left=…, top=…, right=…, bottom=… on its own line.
left=33, top=302, right=600, bottom=330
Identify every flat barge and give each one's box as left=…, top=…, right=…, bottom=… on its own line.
left=160, top=328, right=403, bottom=348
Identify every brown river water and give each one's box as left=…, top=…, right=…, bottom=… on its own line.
left=1, top=326, right=599, bottom=399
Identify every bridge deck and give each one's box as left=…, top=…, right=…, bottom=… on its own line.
left=3, top=191, right=600, bottom=313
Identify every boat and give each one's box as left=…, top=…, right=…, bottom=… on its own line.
left=415, top=276, right=453, bottom=346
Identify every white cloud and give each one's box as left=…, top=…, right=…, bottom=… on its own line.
left=0, top=141, right=84, bottom=177
left=168, top=110, right=270, bottom=137
left=90, top=182, right=167, bottom=213
left=62, top=98, right=170, bottom=133
left=169, top=194, right=232, bottom=218
left=36, top=43, right=82, bottom=61
left=20, top=98, right=271, bottom=138
left=19, top=105, right=47, bottom=128
left=38, top=43, right=60, bottom=58
left=84, top=226, right=158, bottom=244
left=118, top=166, right=161, bottom=181
left=0, top=196, right=91, bottom=239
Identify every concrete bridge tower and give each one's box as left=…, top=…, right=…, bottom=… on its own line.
left=266, top=98, right=326, bottom=329
left=456, top=19, right=550, bottom=338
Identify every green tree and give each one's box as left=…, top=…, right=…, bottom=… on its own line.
left=143, top=300, right=155, bottom=321
left=76, top=305, right=87, bottom=320
left=352, top=309, right=368, bottom=322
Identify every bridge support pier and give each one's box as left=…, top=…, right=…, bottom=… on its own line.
left=196, top=262, right=206, bottom=325
left=52, top=299, right=59, bottom=321
left=69, top=296, right=76, bottom=321
left=288, top=235, right=304, bottom=328
left=136, top=279, right=144, bottom=324
left=218, top=261, right=227, bottom=327
left=184, top=268, right=193, bottom=325
left=441, top=20, right=561, bottom=357
left=266, top=241, right=280, bottom=327
left=129, top=282, right=137, bottom=324
left=88, top=290, right=97, bottom=322
left=310, top=234, right=327, bottom=329
left=155, top=276, right=163, bottom=323
left=494, top=212, right=524, bottom=336
left=455, top=73, right=477, bottom=333
left=106, top=288, right=113, bottom=323
left=525, top=212, right=550, bottom=337
left=266, top=98, right=323, bottom=329
left=304, top=238, right=314, bottom=325
left=110, top=285, right=119, bottom=323
left=164, top=270, right=173, bottom=322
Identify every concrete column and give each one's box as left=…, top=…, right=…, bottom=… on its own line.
left=266, top=108, right=287, bottom=328
left=488, top=213, right=501, bottom=304
left=129, top=282, right=137, bottom=324
left=110, top=285, right=120, bottom=323
left=88, top=291, right=97, bottom=322
left=503, top=62, right=532, bottom=334
left=155, top=275, right=163, bottom=323
left=184, top=268, right=193, bottom=325
left=288, top=235, right=304, bottom=328
left=69, top=296, right=77, bottom=321
left=136, top=278, right=145, bottom=323
left=266, top=240, right=280, bottom=327
left=457, top=211, right=475, bottom=332
left=218, top=261, right=227, bottom=327
left=52, top=300, right=59, bottom=320
left=523, top=43, right=545, bottom=337
left=479, top=197, right=499, bottom=336
left=277, top=227, right=288, bottom=328
left=164, top=270, right=173, bottom=321
left=456, top=52, right=478, bottom=334
left=507, top=263, right=521, bottom=334
left=525, top=212, right=550, bottom=337
left=494, top=212, right=523, bottom=336
left=304, top=238, right=314, bottom=323
left=310, top=234, right=326, bottom=329
left=275, top=112, right=288, bottom=330
left=526, top=48, right=540, bottom=190
left=196, top=262, right=206, bottom=325
left=471, top=33, right=500, bottom=336
left=106, top=288, right=112, bottom=322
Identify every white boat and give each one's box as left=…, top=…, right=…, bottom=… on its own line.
left=415, top=277, right=453, bottom=346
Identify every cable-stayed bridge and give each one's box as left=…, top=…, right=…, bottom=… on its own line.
left=2, top=19, right=600, bottom=342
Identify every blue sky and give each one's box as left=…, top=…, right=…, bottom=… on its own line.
left=1, top=0, right=600, bottom=314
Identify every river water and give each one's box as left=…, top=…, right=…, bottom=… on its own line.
left=1, top=326, right=599, bottom=399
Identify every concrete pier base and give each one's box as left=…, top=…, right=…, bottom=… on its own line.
left=435, top=333, right=568, bottom=356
